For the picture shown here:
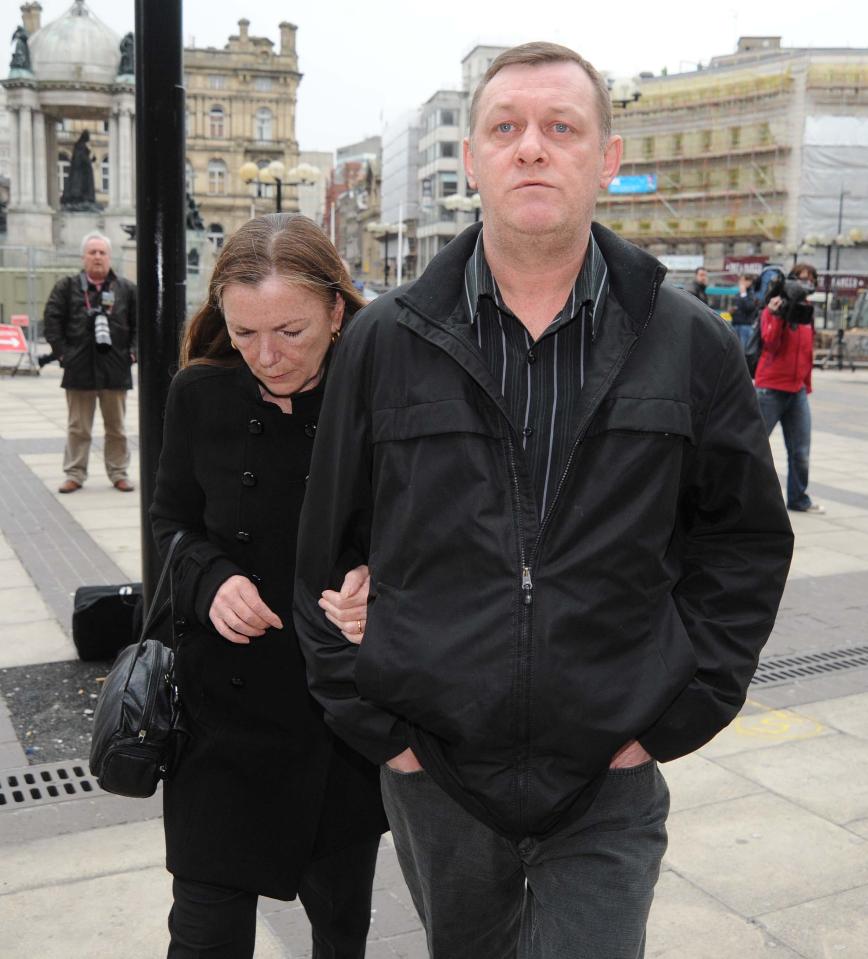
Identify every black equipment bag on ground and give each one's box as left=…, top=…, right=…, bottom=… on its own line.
left=72, top=583, right=143, bottom=661
left=89, top=531, right=187, bottom=798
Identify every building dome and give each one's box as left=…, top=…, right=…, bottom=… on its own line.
left=29, top=1, right=121, bottom=86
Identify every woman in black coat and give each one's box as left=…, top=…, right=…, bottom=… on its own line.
left=150, top=214, right=386, bottom=958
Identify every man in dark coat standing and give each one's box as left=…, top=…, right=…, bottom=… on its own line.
left=295, top=42, right=793, bottom=958
left=688, top=265, right=709, bottom=304
left=44, top=232, right=137, bottom=493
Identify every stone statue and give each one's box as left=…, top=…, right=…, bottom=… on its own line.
left=10, top=25, right=32, bottom=72
left=186, top=192, right=205, bottom=231
left=61, top=130, right=101, bottom=211
left=118, top=32, right=134, bottom=76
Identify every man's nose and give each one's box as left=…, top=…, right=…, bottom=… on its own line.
left=515, top=125, right=546, bottom=165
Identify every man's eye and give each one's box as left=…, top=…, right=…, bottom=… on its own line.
left=497, top=122, right=515, bottom=133
left=552, top=122, right=570, bottom=134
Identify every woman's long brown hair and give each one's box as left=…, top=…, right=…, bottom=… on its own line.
left=181, top=213, right=367, bottom=368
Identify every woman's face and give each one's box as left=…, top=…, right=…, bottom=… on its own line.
left=222, top=275, right=344, bottom=397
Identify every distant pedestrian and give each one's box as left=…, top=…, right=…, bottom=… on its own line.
left=755, top=262, right=823, bottom=513
left=731, top=273, right=759, bottom=349
left=43, top=232, right=137, bottom=493
left=688, top=266, right=709, bottom=304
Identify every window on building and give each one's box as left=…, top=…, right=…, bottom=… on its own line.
left=185, top=161, right=195, bottom=195
left=754, top=164, right=770, bottom=186
left=58, top=152, right=71, bottom=194
left=439, top=141, right=457, bottom=158
left=207, top=159, right=227, bottom=195
left=439, top=171, right=458, bottom=198
left=728, top=168, right=740, bottom=189
left=101, top=155, right=110, bottom=193
left=702, top=130, right=712, bottom=152
left=672, top=133, right=683, bottom=156
left=208, top=223, right=225, bottom=249
left=102, top=120, right=110, bottom=134
left=187, top=248, right=200, bottom=275
left=758, top=122, right=772, bottom=146
left=255, top=107, right=273, bottom=141
left=209, top=74, right=226, bottom=90
left=642, top=137, right=654, bottom=159
left=439, top=109, right=456, bottom=127
left=209, top=105, right=225, bottom=138
left=255, top=76, right=272, bottom=92
left=730, top=126, right=741, bottom=148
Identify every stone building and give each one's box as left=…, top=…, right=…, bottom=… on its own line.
left=598, top=37, right=868, bottom=270
left=184, top=18, right=302, bottom=245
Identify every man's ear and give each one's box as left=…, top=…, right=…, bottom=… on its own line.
left=463, top=137, right=477, bottom=190
left=598, top=135, right=623, bottom=190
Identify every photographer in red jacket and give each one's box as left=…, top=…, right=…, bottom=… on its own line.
left=755, top=263, right=823, bottom=513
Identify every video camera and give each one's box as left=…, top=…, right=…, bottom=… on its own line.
left=764, top=275, right=814, bottom=329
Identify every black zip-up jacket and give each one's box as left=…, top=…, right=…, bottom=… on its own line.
left=294, top=222, right=793, bottom=840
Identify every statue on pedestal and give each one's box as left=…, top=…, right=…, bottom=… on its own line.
left=118, top=32, right=134, bottom=76
left=10, top=25, right=32, bottom=72
left=61, top=130, right=102, bottom=211
left=186, top=192, right=205, bottom=231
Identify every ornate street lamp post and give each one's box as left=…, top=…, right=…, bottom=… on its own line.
left=239, top=160, right=319, bottom=215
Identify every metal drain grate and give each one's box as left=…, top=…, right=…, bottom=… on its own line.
left=752, top=645, right=868, bottom=687
left=0, top=761, right=99, bottom=810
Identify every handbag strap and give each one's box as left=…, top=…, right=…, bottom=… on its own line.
left=122, top=530, right=186, bottom=687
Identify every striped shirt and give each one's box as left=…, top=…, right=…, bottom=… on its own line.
left=461, top=230, right=609, bottom=518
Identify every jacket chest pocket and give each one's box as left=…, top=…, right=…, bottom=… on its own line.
left=585, top=396, right=694, bottom=444
left=372, top=396, right=502, bottom=444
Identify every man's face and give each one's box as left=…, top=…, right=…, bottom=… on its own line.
left=696, top=269, right=708, bottom=286
left=463, top=61, right=622, bottom=241
left=82, top=240, right=111, bottom=280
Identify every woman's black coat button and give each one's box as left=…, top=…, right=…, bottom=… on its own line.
left=230, top=676, right=245, bottom=688
left=235, top=531, right=251, bottom=543
left=250, top=573, right=262, bottom=586
left=304, top=422, right=317, bottom=438
left=248, top=418, right=264, bottom=434
left=242, top=471, right=257, bottom=487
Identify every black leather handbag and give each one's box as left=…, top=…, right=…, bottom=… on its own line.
left=89, top=531, right=187, bottom=798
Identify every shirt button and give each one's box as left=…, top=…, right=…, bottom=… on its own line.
left=242, top=471, right=257, bottom=487
left=304, top=422, right=317, bottom=438
left=523, top=427, right=534, bottom=438
left=235, top=531, right=251, bottom=543
left=248, top=418, right=264, bottom=435
left=527, top=350, right=536, bottom=364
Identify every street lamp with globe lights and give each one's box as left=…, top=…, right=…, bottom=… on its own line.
left=238, top=160, right=320, bottom=215
left=442, top=192, right=482, bottom=222
left=366, top=221, right=403, bottom=288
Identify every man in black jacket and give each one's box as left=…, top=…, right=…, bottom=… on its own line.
left=43, top=232, right=137, bottom=493
left=295, top=42, right=793, bottom=958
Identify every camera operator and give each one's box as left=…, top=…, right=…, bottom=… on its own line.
left=43, top=232, right=137, bottom=494
left=754, top=262, right=823, bottom=514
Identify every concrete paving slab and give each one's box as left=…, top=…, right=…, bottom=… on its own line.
left=787, top=545, right=868, bottom=579
left=757, top=884, right=868, bottom=959
left=662, top=753, right=764, bottom=814
left=665, top=793, right=868, bottom=916
left=717, top=733, right=868, bottom=824
left=799, top=691, right=868, bottom=739
left=645, top=871, right=803, bottom=959
left=791, top=529, right=868, bottom=557
left=848, top=818, right=868, bottom=839
left=0, top=559, right=34, bottom=588
left=0, top=618, right=76, bottom=668
left=67, top=506, right=141, bottom=531
left=698, top=703, right=831, bottom=758
left=0, top=865, right=286, bottom=959
left=0, top=585, right=57, bottom=626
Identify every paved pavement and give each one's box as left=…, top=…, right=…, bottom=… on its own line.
left=1, top=360, right=867, bottom=958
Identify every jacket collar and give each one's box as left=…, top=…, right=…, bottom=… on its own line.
left=398, top=221, right=666, bottom=334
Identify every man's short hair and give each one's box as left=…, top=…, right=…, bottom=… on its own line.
left=80, top=231, right=112, bottom=256
left=791, top=262, right=818, bottom=284
left=695, top=267, right=707, bottom=277
left=468, top=41, right=612, bottom=145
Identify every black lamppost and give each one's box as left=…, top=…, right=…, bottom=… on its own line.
left=366, top=221, right=401, bottom=287
left=239, top=161, right=320, bottom=216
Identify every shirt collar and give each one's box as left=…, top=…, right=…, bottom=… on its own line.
left=463, top=229, right=609, bottom=338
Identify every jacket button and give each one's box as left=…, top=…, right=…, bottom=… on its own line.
left=230, top=676, right=245, bottom=688
left=304, top=422, right=317, bottom=438
left=235, top=531, right=251, bottom=543
left=527, top=350, right=536, bottom=364
left=250, top=573, right=262, bottom=586
left=248, top=418, right=264, bottom=435
left=523, top=427, right=534, bottom=438
left=242, top=471, right=257, bottom=487
left=173, top=616, right=188, bottom=628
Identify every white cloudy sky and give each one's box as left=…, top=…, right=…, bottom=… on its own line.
left=32, top=0, right=868, bottom=152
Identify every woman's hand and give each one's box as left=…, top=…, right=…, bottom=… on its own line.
left=608, top=739, right=652, bottom=769
left=209, top=575, right=283, bottom=644
left=319, top=565, right=370, bottom=645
